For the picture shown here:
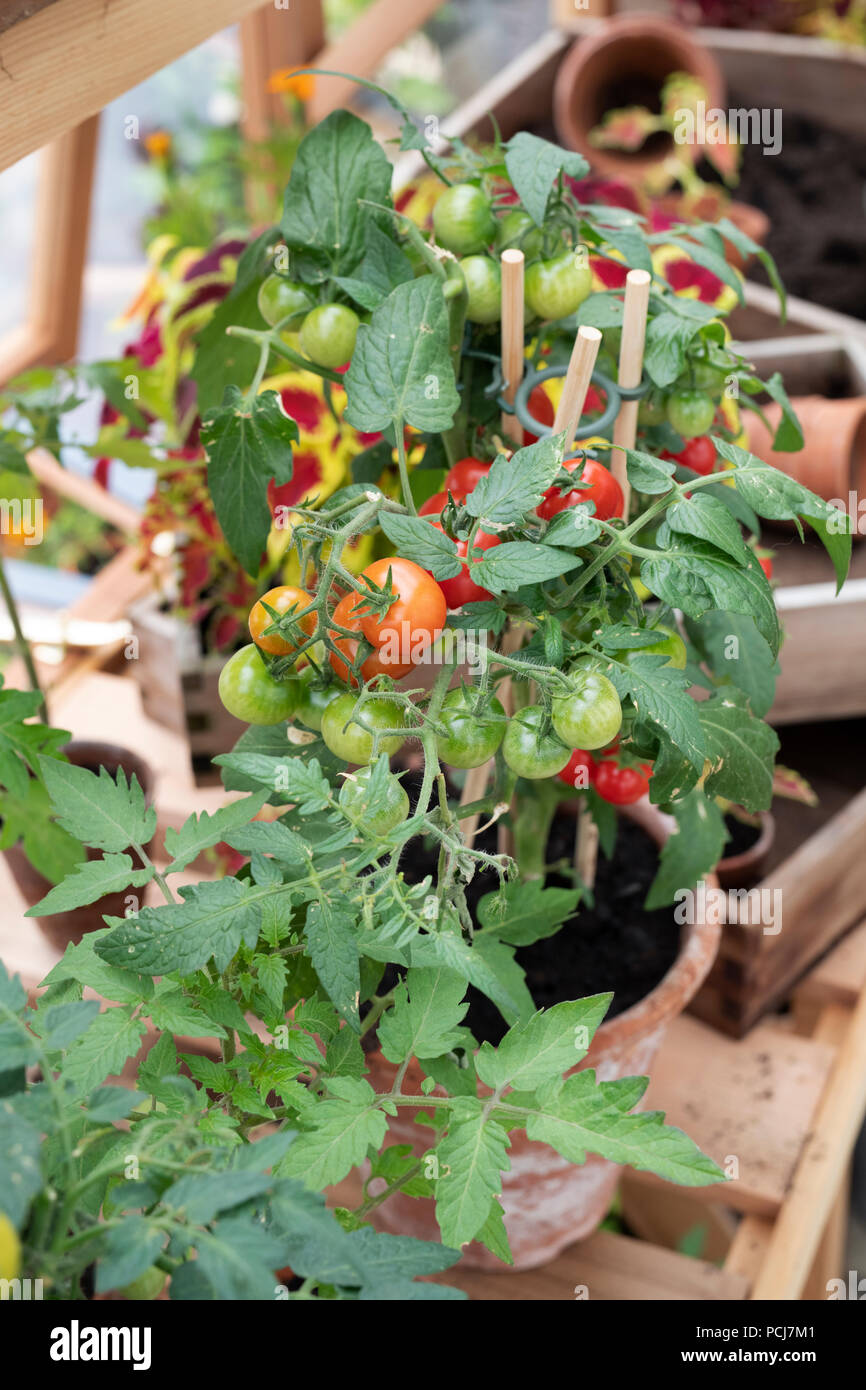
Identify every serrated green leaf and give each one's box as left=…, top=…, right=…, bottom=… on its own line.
left=41, top=930, right=154, bottom=1004
left=96, top=878, right=270, bottom=975
left=472, top=541, right=581, bottom=594
left=476, top=879, right=580, bottom=947
left=201, top=387, right=297, bottom=576
left=38, top=756, right=156, bottom=854
left=95, top=1215, right=166, bottom=1292
left=164, top=792, right=269, bottom=874
left=305, top=901, right=360, bottom=1030
left=378, top=512, right=461, bottom=579
left=25, top=853, right=153, bottom=917
left=667, top=494, right=752, bottom=565
left=61, top=1008, right=147, bottom=1092
left=504, top=133, right=589, bottom=226
left=641, top=543, right=781, bottom=657
left=465, top=434, right=565, bottom=526
left=698, top=691, right=779, bottom=812
left=379, top=967, right=468, bottom=1064
left=476, top=996, right=612, bottom=1093
left=646, top=789, right=729, bottom=909
left=623, top=447, right=677, bottom=494
left=435, top=1101, right=511, bottom=1248
left=277, top=1077, right=387, bottom=1188
left=685, top=610, right=777, bottom=718
left=0, top=1109, right=41, bottom=1227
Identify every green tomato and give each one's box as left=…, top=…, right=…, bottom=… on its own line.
left=294, top=665, right=339, bottom=732
left=495, top=209, right=544, bottom=259
left=218, top=644, right=298, bottom=726
left=625, top=625, right=687, bottom=670
left=321, top=692, right=405, bottom=764
left=551, top=671, right=622, bottom=751
left=119, top=1265, right=165, bottom=1301
left=638, top=392, right=668, bottom=427
left=432, top=184, right=497, bottom=256
left=502, top=705, right=571, bottom=780
left=339, top=761, right=410, bottom=834
left=257, top=274, right=312, bottom=330
left=666, top=389, right=716, bottom=440
left=299, top=303, right=359, bottom=369
left=690, top=359, right=729, bottom=395
left=459, top=255, right=501, bottom=325
left=525, top=252, right=592, bottom=320
left=436, top=688, right=506, bottom=769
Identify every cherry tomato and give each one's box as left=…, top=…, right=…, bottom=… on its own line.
left=339, top=761, right=410, bottom=833
left=459, top=255, right=501, bottom=325
left=432, top=184, right=497, bottom=256
left=525, top=252, right=592, bottom=321
left=666, top=390, right=715, bottom=440
left=759, top=554, right=773, bottom=580
left=321, top=692, right=405, bottom=763
left=444, top=457, right=489, bottom=497
left=294, top=665, right=340, bottom=731
left=496, top=209, right=544, bottom=259
left=502, top=705, right=571, bottom=780
left=426, top=520, right=501, bottom=608
left=219, top=645, right=298, bottom=725
left=523, top=384, right=556, bottom=446
left=594, top=759, right=652, bottom=805
left=637, top=392, right=668, bottom=428
left=299, top=304, right=359, bottom=369
left=551, top=671, right=622, bottom=751
left=419, top=490, right=451, bottom=516
left=249, top=585, right=316, bottom=658
left=120, top=1265, right=166, bottom=1301
left=538, top=458, right=624, bottom=522
left=557, top=748, right=597, bottom=790
left=436, top=687, right=506, bottom=768
left=624, top=625, right=687, bottom=670
left=690, top=359, right=728, bottom=395
left=329, top=592, right=414, bottom=685
left=358, top=558, right=447, bottom=668
left=675, top=435, right=716, bottom=476
left=257, top=275, right=312, bottom=330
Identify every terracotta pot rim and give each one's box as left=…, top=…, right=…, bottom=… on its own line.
left=716, top=808, right=775, bottom=878
left=553, top=16, right=725, bottom=179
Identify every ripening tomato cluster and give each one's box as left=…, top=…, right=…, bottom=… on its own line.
left=258, top=274, right=360, bottom=370
left=557, top=743, right=653, bottom=805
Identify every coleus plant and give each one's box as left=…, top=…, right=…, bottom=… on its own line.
left=3, top=86, right=852, bottom=1296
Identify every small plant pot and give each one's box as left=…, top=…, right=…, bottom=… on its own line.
left=715, top=810, right=775, bottom=889
left=365, top=801, right=721, bottom=1271
left=6, top=741, right=155, bottom=955
left=553, top=16, right=725, bottom=183
left=745, top=395, right=866, bottom=524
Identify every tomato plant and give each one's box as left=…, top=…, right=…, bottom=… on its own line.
left=14, top=92, right=849, bottom=1299
left=460, top=255, right=501, bottom=325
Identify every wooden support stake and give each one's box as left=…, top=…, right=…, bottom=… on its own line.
left=500, top=249, right=524, bottom=447
left=751, top=997, right=866, bottom=1300
left=458, top=759, right=493, bottom=847
left=553, top=325, right=601, bottom=454
left=611, top=268, right=651, bottom=517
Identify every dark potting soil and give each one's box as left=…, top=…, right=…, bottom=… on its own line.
left=730, top=105, right=866, bottom=321
left=400, top=812, right=681, bottom=1048
left=722, top=812, right=762, bottom=858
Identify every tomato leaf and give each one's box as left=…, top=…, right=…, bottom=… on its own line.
left=504, top=132, right=589, bottom=226
left=643, top=312, right=705, bottom=389
left=191, top=228, right=276, bottom=414
left=38, top=755, right=156, bottom=854
left=685, top=610, right=778, bottom=718
left=475, top=996, right=611, bottom=1092
left=280, top=110, right=393, bottom=279
left=334, top=223, right=414, bottom=310
left=378, top=512, right=462, bottom=579
left=666, top=494, right=752, bottom=566
left=645, top=789, right=728, bottom=909
left=640, top=541, right=781, bottom=656
left=698, top=691, right=779, bottom=812
left=379, top=967, right=468, bottom=1064
left=465, top=433, right=566, bottom=526
left=471, top=541, right=582, bottom=593
left=305, top=900, right=360, bottom=1031
left=25, top=854, right=153, bottom=917
left=435, top=1100, right=511, bottom=1248
left=623, top=447, right=677, bottom=494
left=344, top=278, right=460, bottom=434
left=201, top=387, right=297, bottom=576
left=476, top=880, right=580, bottom=946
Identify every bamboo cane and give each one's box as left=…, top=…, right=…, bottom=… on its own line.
left=611, top=268, right=651, bottom=516
left=500, top=249, right=525, bottom=448
left=553, top=324, right=601, bottom=453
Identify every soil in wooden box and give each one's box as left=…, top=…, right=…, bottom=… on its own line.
left=734, top=106, right=866, bottom=321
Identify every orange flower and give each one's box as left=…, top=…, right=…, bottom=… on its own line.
left=267, top=67, right=315, bottom=101
left=144, top=129, right=172, bottom=160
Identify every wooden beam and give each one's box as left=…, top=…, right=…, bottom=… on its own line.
left=306, top=0, right=444, bottom=124
left=239, top=1, right=324, bottom=142
left=0, top=0, right=266, bottom=173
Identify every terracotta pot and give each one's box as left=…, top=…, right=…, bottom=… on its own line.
left=366, top=801, right=721, bottom=1271
left=553, top=16, right=725, bottom=183
left=715, top=811, right=775, bottom=889
left=6, top=741, right=155, bottom=954
left=745, top=395, right=866, bottom=533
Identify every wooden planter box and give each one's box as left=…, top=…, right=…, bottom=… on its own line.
left=127, top=595, right=245, bottom=776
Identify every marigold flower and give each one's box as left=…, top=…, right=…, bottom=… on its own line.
left=267, top=67, right=315, bottom=101
left=144, top=129, right=173, bottom=160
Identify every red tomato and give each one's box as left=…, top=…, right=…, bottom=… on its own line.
left=557, top=748, right=597, bottom=790
left=328, top=592, right=414, bottom=685
left=358, top=557, right=447, bottom=668
left=674, top=435, right=716, bottom=476
left=538, top=458, right=624, bottom=522
left=759, top=554, right=773, bottom=580
left=444, top=457, right=490, bottom=496
left=594, top=759, right=652, bottom=805
left=426, top=521, right=501, bottom=608
left=523, top=385, right=556, bottom=446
